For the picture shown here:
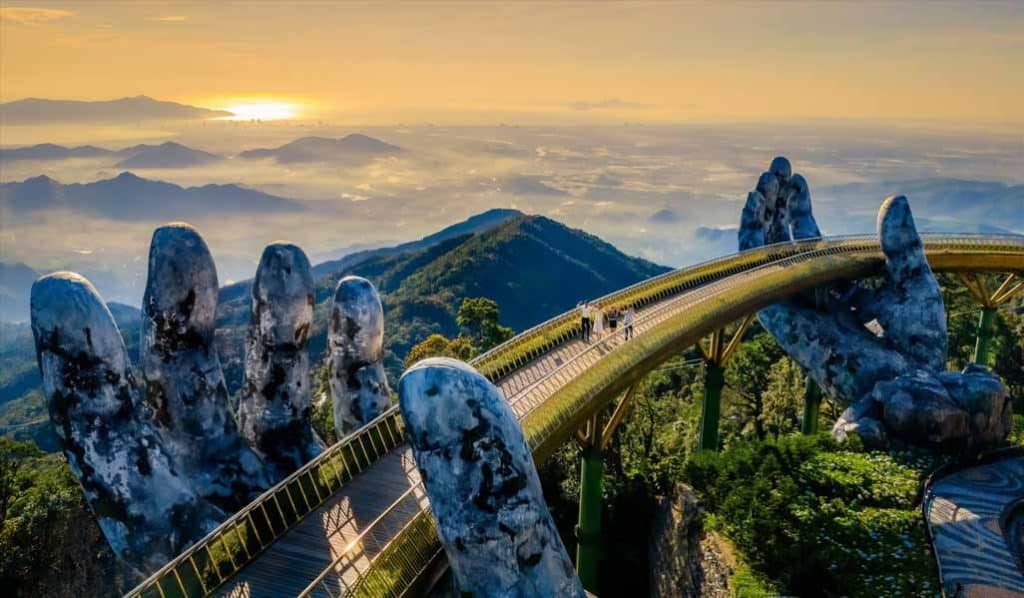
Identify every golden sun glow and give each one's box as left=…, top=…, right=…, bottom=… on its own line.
left=221, top=101, right=298, bottom=121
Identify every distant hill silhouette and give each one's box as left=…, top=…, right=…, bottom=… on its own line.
left=114, top=142, right=223, bottom=169
left=0, top=144, right=114, bottom=161
left=0, top=172, right=302, bottom=221
left=0, top=95, right=232, bottom=124
left=0, top=141, right=223, bottom=170
left=238, top=134, right=402, bottom=163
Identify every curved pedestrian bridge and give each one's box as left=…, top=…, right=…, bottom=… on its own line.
left=126, top=234, right=1024, bottom=598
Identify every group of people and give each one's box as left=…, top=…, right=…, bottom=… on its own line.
left=579, top=300, right=635, bottom=343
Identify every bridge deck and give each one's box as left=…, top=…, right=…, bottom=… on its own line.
left=925, top=455, right=1024, bottom=598
left=217, top=289, right=674, bottom=596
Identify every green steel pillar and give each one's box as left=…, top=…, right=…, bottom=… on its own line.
left=575, top=444, right=603, bottom=592
left=972, top=306, right=997, bottom=365
left=801, top=376, right=822, bottom=435
left=699, top=362, right=725, bottom=451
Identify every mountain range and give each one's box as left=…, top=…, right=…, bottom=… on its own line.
left=0, top=211, right=667, bottom=450
left=1, top=141, right=222, bottom=168
left=238, top=134, right=402, bottom=163
left=0, top=95, right=232, bottom=124
left=0, top=172, right=302, bottom=221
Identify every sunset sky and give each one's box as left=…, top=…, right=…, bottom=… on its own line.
left=2, top=1, right=1023, bottom=125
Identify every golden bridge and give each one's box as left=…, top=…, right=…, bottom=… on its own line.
left=125, top=233, right=1024, bottom=598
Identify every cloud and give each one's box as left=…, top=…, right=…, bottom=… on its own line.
left=568, top=99, right=652, bottom=112
left=150, top=15, right=187, bottom=22
left=0, top=7, right=73, bottom=24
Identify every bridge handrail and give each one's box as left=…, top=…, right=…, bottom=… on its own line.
left=124, top=233, right=1024, bottom=597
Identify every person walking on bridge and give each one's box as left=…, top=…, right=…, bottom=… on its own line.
left=592, top=303, right=605, bottom=340
left=580, top=301, right=592, bottom=342
left=623, top=304, right=635, bottom=340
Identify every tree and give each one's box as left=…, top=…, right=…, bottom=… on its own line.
left=456, top=297, right=513, bottom=352
left=762, top=357, right=806, bottom=437
left=0, top=438, right=128, bottom=596
left=404, top=334, right=477, bottom=368
left=723, top=332, right=785, bottom=440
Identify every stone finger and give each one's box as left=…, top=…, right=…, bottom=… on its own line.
left=399, top=358, right=585, bottom=597
left=238, top=242, right=324, bottom=478
left=328, top=275, right=391, bottom=436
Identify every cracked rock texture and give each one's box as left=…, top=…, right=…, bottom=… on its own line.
left=238, top=243, right=325, bottom=479
left=739, top=157, right=1010, bottom=450
left=329, top=276, right=391, bottom=436
left=140, top=224, right=271, bottom=509
left=399, top=358, right=585, bottom=597
left=31, top=272, right=224, bottom=574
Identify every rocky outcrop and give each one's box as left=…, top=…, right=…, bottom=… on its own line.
left=739, top=157, right=1011, bottom=451
left=30, top=272, right=224, bottom=575
left=328, top=276, right=391, bottom=436
left=649, top=484, right=734, bottom=598
left=237, top=243, right=325, bottom=478
left=140, top=224, right=271, bottom=510
left=398, top=358, right=585, bottom=597
left=650, top=484, right=704, bottom=598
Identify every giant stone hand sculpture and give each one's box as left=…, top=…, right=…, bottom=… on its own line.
left=399, top=358, right=585, bottom=597
left=30, top=222, right=326, bottom=574
left=739, top=157, right=1011, bottom=449
left=328, top=275, right=392, bottom=436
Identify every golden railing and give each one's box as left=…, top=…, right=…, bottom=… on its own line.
left=125, top=233, right=1024, bottom=598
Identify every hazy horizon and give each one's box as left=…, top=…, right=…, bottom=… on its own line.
left=1, top=2, right=1022, bottom=312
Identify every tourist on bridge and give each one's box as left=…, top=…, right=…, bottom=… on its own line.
left=592, top=303, right=605, bottom=340
left=624, top=305, right=635, bottom=340
left=608, top=305, right=619, bottom=335
left=579, top=301, right=592, bottom=342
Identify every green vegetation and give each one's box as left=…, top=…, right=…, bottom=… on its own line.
left=0, top=438, right=127, bottom=597
left=686, top=437, right=942, bottom=597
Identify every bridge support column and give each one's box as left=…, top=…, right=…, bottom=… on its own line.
left=699, top=362, right=725, bottom=451
left=576, top=441, right=602, bottom=592
left=697, top=314, right=755, bottom=452
left=801, top=375, right=822, bottom=435
left=572, top=385, right=638, bottom=593
left=958, top=273, right=1023, bottom=366
left=973, top=306, right=996, bottom=365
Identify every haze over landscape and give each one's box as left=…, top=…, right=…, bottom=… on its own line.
left=2, top=2, right=1022, bottom=315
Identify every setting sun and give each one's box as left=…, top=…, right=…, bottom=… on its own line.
left=222, top=101, right=298, bottom=121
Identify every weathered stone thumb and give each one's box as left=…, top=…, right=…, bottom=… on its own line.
left=875, top=195, right=947, bottom=371
left=399, top=358, right=585, bottom=597
left=31, top=272, right=224, bottom=574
